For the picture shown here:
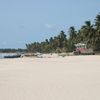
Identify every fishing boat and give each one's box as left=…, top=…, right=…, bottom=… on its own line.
left=4, top=54, right=21, bottom=58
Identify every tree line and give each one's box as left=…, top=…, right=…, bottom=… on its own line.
left=0, top=48, right=26, bottom=53
left=25, top=13, right=100, bottom=53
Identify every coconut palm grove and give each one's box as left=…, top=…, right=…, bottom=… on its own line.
left=0, top=13, right=100, bottom=53
left=26, top=13, right=100, bottom=53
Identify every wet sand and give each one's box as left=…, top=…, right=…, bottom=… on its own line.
left=0, top=56, right=100, bottom=100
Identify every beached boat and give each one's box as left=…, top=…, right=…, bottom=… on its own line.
left=4, top=54, right=21, bottom=58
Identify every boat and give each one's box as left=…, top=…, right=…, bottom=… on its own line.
left=4, top=54, right=21, bottom=58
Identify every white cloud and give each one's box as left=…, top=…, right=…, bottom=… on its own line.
left=45, top=24, right=52, bottom=29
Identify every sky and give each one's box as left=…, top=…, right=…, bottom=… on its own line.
left=0, top=0, right=99, bottom=48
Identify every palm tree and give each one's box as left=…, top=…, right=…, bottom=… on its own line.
left=68, top=26, right=77, bottom=40
left=67, top=26, right=77, bottom=51
left=79, top=21, right=95, bottom=48
left=94, top=13, right=100, bottom=50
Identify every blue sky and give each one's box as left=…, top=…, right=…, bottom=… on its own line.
left=0, top=0, right=99, bottom=48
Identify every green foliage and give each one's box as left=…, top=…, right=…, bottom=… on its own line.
left=26, top=30, right=68, bottom=53
left=26, top=13, right=100, bottom=53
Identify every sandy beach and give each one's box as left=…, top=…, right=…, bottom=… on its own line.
left=0, top=55, right=100, bottom=100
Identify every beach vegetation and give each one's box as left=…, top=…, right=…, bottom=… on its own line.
left=26, top=13, right=100, bottom=53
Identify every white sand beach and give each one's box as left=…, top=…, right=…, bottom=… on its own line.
left=0, top=55, right=100, bottom=100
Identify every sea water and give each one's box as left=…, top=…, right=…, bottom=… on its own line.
left=0, top=53, right=4, bottom=58
left=0, top=53, right=17, bottom=59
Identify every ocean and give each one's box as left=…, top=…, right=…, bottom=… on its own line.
left=0, top=53, right=17, bottom=59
